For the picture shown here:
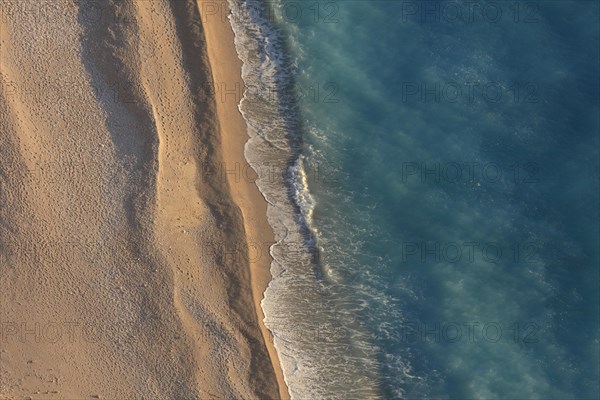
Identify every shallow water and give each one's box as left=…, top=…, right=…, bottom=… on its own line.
left=228, top=0, right=600, bottom=398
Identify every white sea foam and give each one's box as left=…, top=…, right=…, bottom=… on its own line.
left=226, top=1, right=390, bottom=398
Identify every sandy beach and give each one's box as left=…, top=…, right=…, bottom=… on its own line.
left=0, top=0, right=287, bottom=398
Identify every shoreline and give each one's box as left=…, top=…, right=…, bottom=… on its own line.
left=197, top=1, right=290, bottom=398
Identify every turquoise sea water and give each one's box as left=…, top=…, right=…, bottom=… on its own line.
left=229, top=0, right=600, bottom=398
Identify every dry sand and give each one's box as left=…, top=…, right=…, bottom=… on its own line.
left=0, top=0, right=287, bottom=398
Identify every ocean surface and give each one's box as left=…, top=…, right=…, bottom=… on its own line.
left=227, top=0, right=600, bottom=398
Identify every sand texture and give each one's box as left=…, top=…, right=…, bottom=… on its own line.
left=0, top=0, right=285, bottom=398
